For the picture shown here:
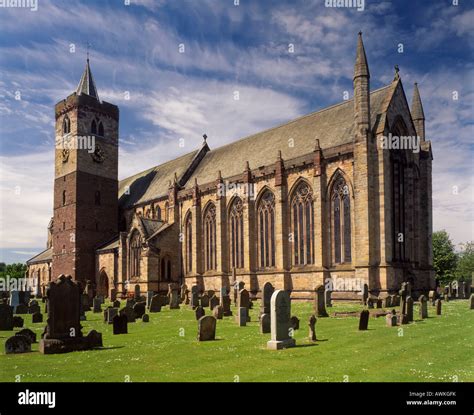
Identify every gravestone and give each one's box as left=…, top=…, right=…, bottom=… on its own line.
left=195, top=306, right=205, bottom=320
left=458, top=281, right=466, bottom=299
left=32, top=312, right=43, bottom=323
left=142, top=314, right=149, bottom=323
left=362, top=284, right=369, bottom=305
left=169, top=290, right=180, bottom=309
left=113, top=300, right=121, bottom=308
left=12, top=316, right=24, bottom=328
left=110, top=289, right=117, bottom=302
left=0, top=301, right=13, bottom=330
left=113, top=314, right=128, bottom=335
left=5, top=335, right=31, bottom=354
left=260, top=313, right=270, bottom=334
left=222, top=295, right=232, bottom=316
left=419, top=295, right=428, bottom=319
left=97, top=294, right=105, bottom=305
left=429, top=290, right=436, bottom=305
left=261, top=282, right=274, bottom=315
left=367, top=298, right=374, bottom=309
left=267, top=290, right=296, bottom=350
left=236, top=307, right=247, bottom=326
left=126, top=298, right=136, bottom=308
left=406, top=297, right=414, bottom=322
left=290, top=316, right=300, bottom=330
left=213, top=305, right=223, bottom=320
left=190, top=285, right=199, bottom=309
left=180, top=284, right=187, bottom=303
left=385, top=310, right=398, bottom=327
left=146, top=291, right=154, bottom=308
left=134, top=284, right=141, bottom=300
left=149, top=295, right=162, bottom=313
left=207, top=290, right=215, bottom=299
left=15, top=304, right=28, bottom=314
left=84, top=280, right=94, bottom=301
left=435, top=299, right=442, bottom=315
left=470, top=294, right=474, bottom=309
left=314, top=285, right=328, bottom=317
left=308, top=315, right=317, bottom=341
left=234, top=281, right=245, bottom=305
left=133, top=302, right=146, bottom=318
left=197, top=315, right=216, bottom=341
left=238, top=289, right=250, bottom=321
left=376, top=299, right=383, bottom=309
left=81, top=294, right=91, bottom=312
left=85, top=330, right=103, bottom=348
left=209, top=295, right=219, bottom=311
left=399, top=314, right=409, bottom=325
left=93, top=297, right=102, bottom=313
left=200, top=293, right=210, bottom=308
left=359, top=310, right=369, bottom=330
left=16, top=328, right=36, bottom=343
left=325, top=289, right=332, bottom=307
left=28, top=303, right=40, bottom=314
left=104, top=307, right=118, bottom=324
left=119, top=306, right=136, bottom=323
left=39, top=274, right=101, bottom=354
left=383, top=296, right=392, bottom=308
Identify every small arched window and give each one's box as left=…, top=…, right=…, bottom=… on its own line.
left=91, top=120, right=97, bottom=135
left=98, top=121, right=104, bottom=137
left=94, top=190, right=101, bottom=206
left=156, top=205, right=161, bottom=221
left=63, top=116, right=71, bottom=135
left=130, top=231, right=141, bottom=277
left=62, top=190, right=66, bottom=206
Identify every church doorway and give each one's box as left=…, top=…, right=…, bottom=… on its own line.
left=98, top=269, right=109, bottom=298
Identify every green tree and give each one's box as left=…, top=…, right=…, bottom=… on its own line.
left=456, top=241, right=474, bottom=282
left=432, top=230, right=457, bottom=284
left=0, top=263, right=27, bottom=280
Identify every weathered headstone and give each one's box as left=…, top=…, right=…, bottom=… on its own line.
left=470, top=294, right=474, bottom=310
left=236, top=307, right=247, bottom=326
left=209, top=295, right=219, bottom=311
left=261, top=282, right=274, bottom=315
left=146, top=291, right=154, bottom=308
left=190, top=285, right=199, bottom=309
left=290, top=316, right=300, bottom=330
left=197, top=316, right=216, bottom=341
left=16, top=328, right=36, bottom=343
left=314, top=285, right=328, bottom=317
left=39, top=274, right=101, bottom=354
left=195, top=306, right=205, bottom=320
left=213, top=305, right=223, bottom=320
left=435, top=299, right=442, bottom=315
left=81, top=294, right=91, bottom=312
left=406, top=296, right=414, bottom=322
left=169, top=290, right=180, bottom=309
left=113, top=300, right=121, bottom=308
left=142, top=314, right=149, bottom=323
left=93, top=297, right=102, bottom=313
left=134, top=284, right=141, bottom=300
left=260, top=313, right=270, bottom=334
left=28, top=303, right=40, bottom=314
left=104, top=307, right=118, bottom=324
left=12, top=316, right=24, bottom=328
left=325, top=289, right=332, bottom=308
left=308, top=315, right=317, bottom=342
left=221, top=295, right=232, bottom=316
left=32, top=312, right=43, bottom=323
left=149, top=295, right=162, bottom=313
left=113, top=314, right=128, bottom=335
left=429, top=290, right=436, bottom=305
left=0, top=301, right=13, bottom=330
left=14, top=304, right=28, bottom=314
left=119, top=306, right=136, bottom=323
left=359, top=310, right=369, bottom=330
left=419, top=295, right=428, bottom=319
left=376, top=299, right=383, bottom=309
left=267, top=290, right=295, bottom=350
left=133, top=302, right=146, bottom=318
left=385, top=310, right=398, bottom=327
left=200, top=293, right=210, bottom=308
left=5, top=335, right=31, bottom=354
left=126, top=298, right=136, bottom=308
left=238, top=289, right=250, bottom=321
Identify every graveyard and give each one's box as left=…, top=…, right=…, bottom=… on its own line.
left=1, top=292, right=473, bottom=382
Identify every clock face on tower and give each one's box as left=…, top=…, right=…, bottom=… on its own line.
left=91, top=143, right=105, bottom=163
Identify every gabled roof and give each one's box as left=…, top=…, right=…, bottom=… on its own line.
left=27, top=247, right=52, bottom=265
left=96, top=237, right=119, bottom=252
left=76, top=59, right=99, bottom=100
left=139, top=217, right=165, bottom=239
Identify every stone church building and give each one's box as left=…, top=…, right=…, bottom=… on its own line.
left=27, top=34, right=434, bottom=301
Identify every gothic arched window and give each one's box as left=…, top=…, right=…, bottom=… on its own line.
left=257, top=190, right=276, bottom=268
left=63, top=116, right=70, bottom=135
left=156, top=205, right=161, bottom=221
left=185, top=213, right=192, bottom=273
left=91, top=120, right=97, bottom=135
left=229, top=197, right=244, bottom=269
left=291, top=181, right=314, bottom=266
left=331, top=175, right=351, bottom=264
left=98, top=121, right=104, bottom=137
left=164, top=202, right=169, bottom=222
left=130, top=231, right=141, bottom=277
left=203, top=203, right=217, bottom=271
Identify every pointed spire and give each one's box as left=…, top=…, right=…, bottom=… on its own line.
left=354, top=32, right=370, bottom=80
left=411, top=82, right=425, bottom=121
left=76, top=58, right=99, bottom=100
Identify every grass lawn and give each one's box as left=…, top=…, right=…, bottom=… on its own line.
left=1, top=299, right=473, bottom=382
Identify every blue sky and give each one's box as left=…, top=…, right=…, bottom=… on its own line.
left=0, top=0, right=473, bottom=263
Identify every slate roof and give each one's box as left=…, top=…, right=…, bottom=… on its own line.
left=76, top=59, right=99, bottom=100
left=184, top=85, right=391, bottom=188
left=27, top=247, right=52, bottom=264
left=96, top=238, right=119, bottom=252
left=118, top=149, right=200, bottom=208
left=139, top=217, right=165, bottom=239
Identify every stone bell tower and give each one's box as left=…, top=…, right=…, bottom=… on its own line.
left=51, top=58, right=119, bottom=283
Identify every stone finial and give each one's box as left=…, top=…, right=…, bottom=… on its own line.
left=314, top=138, right=320, bottom=151
left=394, top=64, right=400, bottom=81
left=354, top=32, right=370, bottom=80
left=411, top=82, right=425, bottom=120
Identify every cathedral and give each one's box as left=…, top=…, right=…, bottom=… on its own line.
left=27, top=34, right=435, bottom=301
